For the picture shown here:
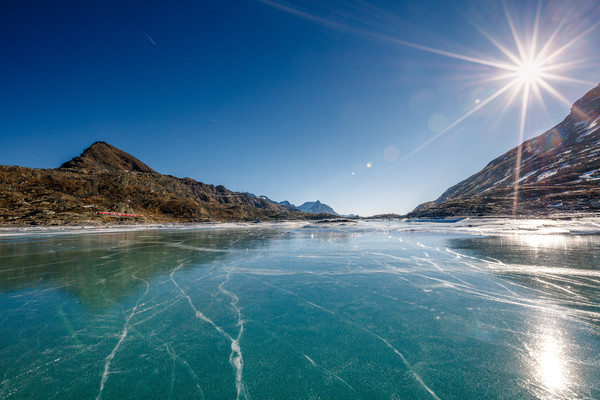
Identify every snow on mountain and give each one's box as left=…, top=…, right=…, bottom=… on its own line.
left=296, top=200, right=339, bottom=215
left=409, top=83, right=600, bottom=217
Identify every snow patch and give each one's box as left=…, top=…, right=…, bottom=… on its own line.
left=515, top=170, right=537, bottom=184
left=536, top=169, right=558, bottom=182
left=493, top=175, right=511, bottom=186
left=580, top=169, right=600, bottom=181
left=575, top=115, right=600, bottom=142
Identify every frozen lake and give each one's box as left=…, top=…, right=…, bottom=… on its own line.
left=1, top=220, right=599, bottom=399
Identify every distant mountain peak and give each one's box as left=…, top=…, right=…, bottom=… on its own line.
left=60, top=141, right=157, bottom=173
left=297, top=200, right=338, bottom=215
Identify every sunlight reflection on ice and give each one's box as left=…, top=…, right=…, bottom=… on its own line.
left=538, top=334, right=566, bottom=392
left=512, top=234, right=568, bottom=249
left=527, top=317, right=574, bottom=399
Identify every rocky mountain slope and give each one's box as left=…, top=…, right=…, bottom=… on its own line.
left=246, top=195, right=340, bottom=216
left=60, top=141, right=157, bottom=173
left=297, top=200, right=339, bottom=215
left=0, top=142, right=322, bottom=225
left=409, top=84, right=600, bottom=218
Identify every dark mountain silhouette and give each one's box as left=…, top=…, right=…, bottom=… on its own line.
left=60, top=141, right=157, bottom=173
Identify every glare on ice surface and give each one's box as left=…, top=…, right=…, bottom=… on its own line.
left=0, top=219, right=599, bottom=399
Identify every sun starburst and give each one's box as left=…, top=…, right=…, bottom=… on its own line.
left=516, top=61, right=543, bottom=84
left=254, top=0, right=598, bottom=213
left=461, top=3, right=599, bottom=214
left=380, top=2, right=598, bottom=214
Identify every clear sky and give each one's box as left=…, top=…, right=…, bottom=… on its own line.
left=1, top=0, right=599, bottom=216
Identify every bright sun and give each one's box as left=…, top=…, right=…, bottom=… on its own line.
left=516, top=61, right=542, bottom=84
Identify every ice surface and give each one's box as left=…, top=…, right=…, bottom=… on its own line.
left=1, top=221, right=599, bottom=399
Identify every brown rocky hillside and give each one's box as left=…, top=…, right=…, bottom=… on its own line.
left=408, top=84, right=600, bottom=218
left=0, top=142, right=326, bottom=225
left=60, top=141, right=157, bottom=173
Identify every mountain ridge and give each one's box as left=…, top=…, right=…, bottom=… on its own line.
left=408, top=83, right=600, bottom=217
left=244, top=195, right=341, bottom=216
left=0, top=142, right=330, bottom=225
left=297, top=200, right=339, bottom=215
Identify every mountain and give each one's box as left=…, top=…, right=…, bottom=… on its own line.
left=60, top=141, right=157, bottom=173
left=0, top=142, right=322, bottom=226
left=277, top=200, right=297, bottom=209
left=243, top=196, right=340, bottom=215
left=297, top=200, right=339, bottom=215
left=408, top=83, right=600, bottom=218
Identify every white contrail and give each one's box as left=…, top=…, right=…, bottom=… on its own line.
left=145, top=33, right=157, bottom=46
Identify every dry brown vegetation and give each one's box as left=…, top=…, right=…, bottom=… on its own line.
left=0, top=142, right=331, bottom=226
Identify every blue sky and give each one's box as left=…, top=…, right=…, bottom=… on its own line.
left=1, top=0, right=599, bottom=215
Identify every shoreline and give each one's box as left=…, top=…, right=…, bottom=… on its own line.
left=0, top=220, right=310, bottom=238
left=1, top=216, right=600, bottom=238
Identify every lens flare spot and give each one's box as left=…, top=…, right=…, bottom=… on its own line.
left=366, top=162, right=372, bottom=168
left=383, top=145, right=400, bottom=162
left=428, top=113, right=448, bottom=133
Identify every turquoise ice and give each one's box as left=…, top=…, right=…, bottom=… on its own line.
left=1, top=221, right=599, bottom=399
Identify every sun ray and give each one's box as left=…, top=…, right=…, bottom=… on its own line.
left=476, top=71, right=521, bottom=85
left=396, top=80, right=520, bottom=164
left=499, top=81, right=524, bottom=116
left=529, top=0, right=542, bottom=62
left=371, top=34, right=517, bottom=71
left=534, top=19, right=567, bottom=64
left=539, top=72, right=596, bottom=86
left=541, top=57, right=600, bottom=72
left=473, top=24, right=522, bottom=66
left=513, top=81, right=531, bottom=216
left=530, top=82, right=553, bottom=124
left=256, top=0, right=517, bottom=71
left=536, top=79, right=591, bottom=123
left=536, top=79, right=595, bottom=128
left=254, top=0, right=353, bottom=33
left=536, top=80, right=574, bottom=107
left=538, top=20, right=600, bottom=65
left=503, top=2, right=528, bottom=62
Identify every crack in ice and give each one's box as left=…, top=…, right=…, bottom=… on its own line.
left=301, top=352, right=356, bottom=393
left=218, top=273, right=248, bottom=400
left=170, top=265, right=248, bottom=399
left=371, top=333, right=441, bottom=400
left=95, top=273, right=149, bottom=400
left=252, top=275, right=440, bottom=400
